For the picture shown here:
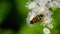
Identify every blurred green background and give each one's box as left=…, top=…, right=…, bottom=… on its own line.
left=0, top=0, right=60, bottom=34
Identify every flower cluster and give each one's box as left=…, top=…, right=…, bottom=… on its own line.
left=26, top=0, right=60, bottom=34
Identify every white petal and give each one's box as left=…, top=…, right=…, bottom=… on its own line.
left=26, top=2, right=37, bottom=9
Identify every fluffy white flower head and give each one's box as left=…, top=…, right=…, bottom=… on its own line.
left=43, top=28, right=50, bottom=34
left=26, top=0, right=60, bottom=27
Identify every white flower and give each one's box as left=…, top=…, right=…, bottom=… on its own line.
left=26, top=6, right=53, bottom=27
left=48, top=1, right=60, bottom=8
left=26, top=0, right=60, bottom=28
left=43, top=28, right=50, bottom=34
left=35, top=0, right=51, bottom=6
left=26, top=1, right=37, bottom=9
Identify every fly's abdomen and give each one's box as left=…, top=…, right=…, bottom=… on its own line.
left=30, top=14, right=43, bottom=24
